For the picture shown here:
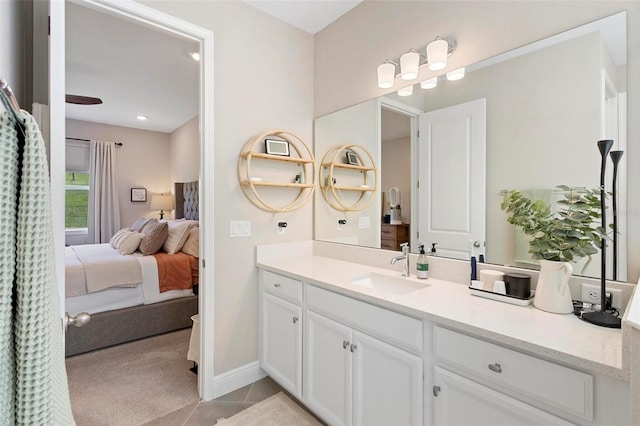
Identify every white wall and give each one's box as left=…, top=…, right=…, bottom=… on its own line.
left=170, top=115, right=200, bottom=184
left=0, top=0, right=28, bottom=107
left=315, top=0, right=640, bottom=282
left=66, top=119, right=172, bottom=228
left=141, top=0, right=314, bottom=375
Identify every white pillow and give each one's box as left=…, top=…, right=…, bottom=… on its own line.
left=163, top=221, right=191, bottom=254
left=118, top=232, right=145, bottom=255
left=180, top=227, right=199, bottom=257
left=109, top=228, right=130, bottom=249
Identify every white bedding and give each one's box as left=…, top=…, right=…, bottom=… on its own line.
left=69, top=244, right=143, bottom=293
left=65, top=244, right=194, bottom=316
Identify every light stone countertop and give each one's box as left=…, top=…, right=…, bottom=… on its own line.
left=258, top=253, right=628, bottom=382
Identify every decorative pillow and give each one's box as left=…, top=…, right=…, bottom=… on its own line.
left=163, top=221, right=191, bottom=254
left=129, top=217, right=152, bottom=232
left=139, top=220, right=169, bottom=255
left=180, top=227, right=199, bottom=257
left=117, top=232, right=145, bottom=255
left=109, top=228, right=130, bottom=249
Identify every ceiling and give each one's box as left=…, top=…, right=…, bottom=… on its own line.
left=65, top=2, right=199, bottom=133
left=65, top=1, right=360, bottom=134
left=242, top=0, right=363, bottom=34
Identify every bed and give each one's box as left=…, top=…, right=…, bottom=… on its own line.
left=65, top=181, right=200, bottom=356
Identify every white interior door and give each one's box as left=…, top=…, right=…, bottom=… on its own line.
left=418, top=99, right=486, bottom=260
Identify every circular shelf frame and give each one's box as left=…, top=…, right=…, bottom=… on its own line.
left=238, top=129, right=316, bottom=213
left=319, top=144, right=377, bottom=212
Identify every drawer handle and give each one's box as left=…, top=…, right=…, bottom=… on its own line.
left=433, top=385, right=441, bottom=397
left=350, top=344, right=357, bottom=353
left=343, top=340, right=350, bottom=349
left=292, top=316, right=299, bottom=324
left=273, top=283, right=281, bottom=288
left=488, top=363, right=502, bottom=373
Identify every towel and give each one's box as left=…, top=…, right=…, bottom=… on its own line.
left=513, top=189, right=553, bottom=265
left=0, top=111, right=75, bottom=425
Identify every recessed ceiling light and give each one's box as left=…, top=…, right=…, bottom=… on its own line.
left=189, top=51, right=200, bottom=61
left=137, top=115, right=148, bottom=121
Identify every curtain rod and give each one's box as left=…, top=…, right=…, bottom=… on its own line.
left=66, top=137, right=123, bottom=147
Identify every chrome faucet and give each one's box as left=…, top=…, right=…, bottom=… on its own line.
left=390, top=242, right=410, bottom=277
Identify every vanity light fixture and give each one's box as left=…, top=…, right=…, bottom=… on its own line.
left=426, top=37, right=456, bottom=71
left=376, top=36, right=457, bottom=90
left=446, top=67, right=465, bottom=81
left=397, top=85, right=413, bottom=97
left=400, top=49, right=420, bottom=80
left=377, top=60, right=397, bottom=89
left=420, top=77, right=438, bottom=89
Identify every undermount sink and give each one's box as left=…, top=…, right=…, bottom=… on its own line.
left=345, top=272, right=430, bottom=296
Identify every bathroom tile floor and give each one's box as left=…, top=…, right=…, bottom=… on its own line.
left=145, top=376, right=324, bottom=425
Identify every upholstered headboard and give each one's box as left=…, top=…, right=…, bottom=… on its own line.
left=174, top=181, right=199, bottom=220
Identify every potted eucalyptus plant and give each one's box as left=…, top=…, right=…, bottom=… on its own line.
left=501, top=186, right=607, bottom=314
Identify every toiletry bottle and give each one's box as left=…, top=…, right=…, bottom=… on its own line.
left=416, top=244, right=429, bottom=279
left=299, top=168, right=305, bottom=184
left=430, top=243, right=438, bottom=256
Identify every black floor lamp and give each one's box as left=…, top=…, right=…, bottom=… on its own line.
left=582, top=140, right=621, bottom=328
left=610, top=150, right=624, bottom=281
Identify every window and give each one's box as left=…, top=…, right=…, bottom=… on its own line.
left=65, top=172, right=90, bottom=230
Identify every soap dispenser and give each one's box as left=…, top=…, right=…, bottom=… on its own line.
left=430, top=243, right=438, bottom=256
left=416, top=244, right=429, bottom=279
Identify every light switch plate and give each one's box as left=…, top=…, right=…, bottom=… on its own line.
left=230, top=220, right=251, bottom=238
left=359, top=216, right=370, bottom=229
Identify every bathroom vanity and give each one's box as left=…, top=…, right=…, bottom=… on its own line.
left=257, top=242, right=630, bottom=426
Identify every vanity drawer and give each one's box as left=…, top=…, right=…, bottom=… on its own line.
left=433, top=326, right=593, bottom=421
left=262, top=270, right=302, bottom=305
left=306, top=284, right=422, bottom=353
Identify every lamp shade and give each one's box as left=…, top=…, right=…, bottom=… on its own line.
left=150, top=194, right=174, bottom=211
left=400, top=51, right=420, bottom=80
left=397, top=85, right=414, bottom=97
left=446, top=67, right=465, bottom=81
left=377, top=62, right=396, bottom=89
left=427, top=38, right=449, bottom=71
left=420, top=77, right=438, bottom=89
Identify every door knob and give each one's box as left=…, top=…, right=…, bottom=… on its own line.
left=65, top=312, right=91, bottom=330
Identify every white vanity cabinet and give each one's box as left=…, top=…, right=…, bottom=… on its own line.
left=304, top=285, right=423, bottom=426
left=259, top=270, right=303, bottom=399
left=430, top=326, right=594, bottom=425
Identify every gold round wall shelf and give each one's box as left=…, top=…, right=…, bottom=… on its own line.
left=238, top=129, right=316, bottom=212
left=319, top=144, right=377, bottom=212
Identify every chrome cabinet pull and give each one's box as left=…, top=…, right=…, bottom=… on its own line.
left=273, top=283, right=281, bottom=288
left=488, top=363, right=502, bottom=373
left=343, top=340, right=349, bottom=349
left=350, top=344, right=357, bottom=352
left=292, top=316, right=299, bottom=324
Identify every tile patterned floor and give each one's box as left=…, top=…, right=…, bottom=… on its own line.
left=145, top=376, right=321, bottom=425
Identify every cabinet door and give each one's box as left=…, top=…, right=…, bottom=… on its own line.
left=432, top=367, right=572, bottom=426
left=304, top=310, right=353, bottom=426
left=352, top=332, right=423, bottom=426
left=261, top=292, right=302, bottom=398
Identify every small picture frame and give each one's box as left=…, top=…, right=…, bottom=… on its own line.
left=131, top=187, right=147, bottom=202
left=345, top=151, right=359, bottom=165
left=265, top=138, right=290, bottom=156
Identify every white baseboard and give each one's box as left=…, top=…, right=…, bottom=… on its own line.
left=210, top=361, right=267, bottom=400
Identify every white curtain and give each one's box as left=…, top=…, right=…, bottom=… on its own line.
left=88, top=140, right=120, bottom=243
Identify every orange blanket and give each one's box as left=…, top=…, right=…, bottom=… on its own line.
left=153, top=252, right=197, bottom=293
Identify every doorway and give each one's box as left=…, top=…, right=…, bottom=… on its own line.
left=49, top=0, right=215, bottom=399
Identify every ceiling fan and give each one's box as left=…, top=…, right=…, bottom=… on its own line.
left=65, top=94, right=103, bottom=105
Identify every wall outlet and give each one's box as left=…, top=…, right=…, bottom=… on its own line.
left=580, top=283, right=622, bottom=308
left=276, top=220, right=287, bottom=235
left=337, top=218, right=347, bottom=230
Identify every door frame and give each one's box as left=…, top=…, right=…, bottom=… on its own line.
left=379, top=97, right=422, bottom=250
left=50, top=0, right=215, bottom=400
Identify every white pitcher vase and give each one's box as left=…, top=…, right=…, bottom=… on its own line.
left=533, top=260, right=574, bottom=314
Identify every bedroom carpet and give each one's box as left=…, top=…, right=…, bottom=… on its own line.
left=66, top=329, right=199, bottom=426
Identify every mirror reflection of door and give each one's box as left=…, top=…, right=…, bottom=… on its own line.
left=418, top=98, right=487, bottom=260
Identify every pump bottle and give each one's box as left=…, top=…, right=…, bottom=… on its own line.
left=416, top=244, right=429, bottom=279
